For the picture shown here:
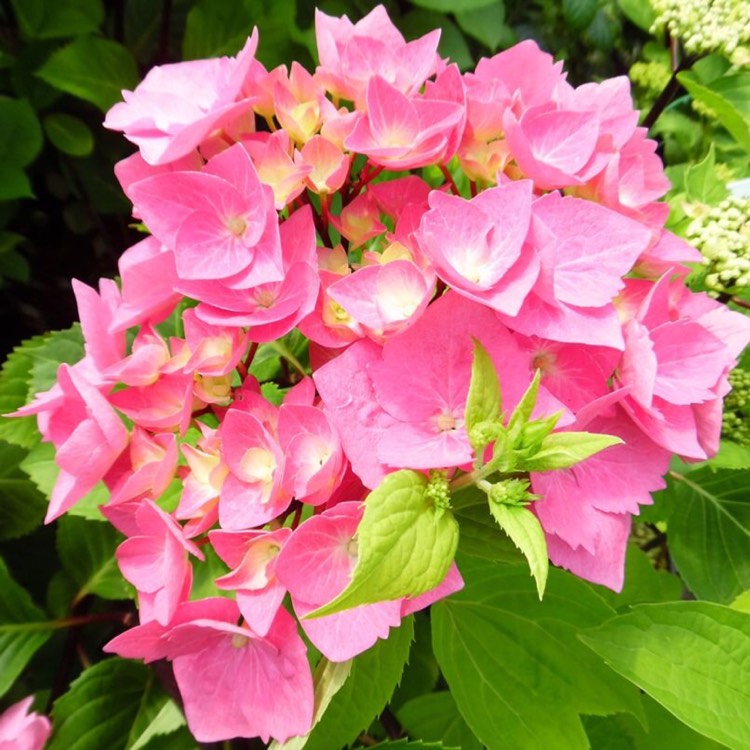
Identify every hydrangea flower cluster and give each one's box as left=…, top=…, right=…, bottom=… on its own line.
left=687, top=194, right=750, bottom=293
left=13, top=5, right=750, bottom=744
left=650, top=0, right=750, bottom=56
left=0, top=696, right=51, bottom=750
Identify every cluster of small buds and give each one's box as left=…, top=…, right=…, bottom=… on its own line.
left=722, top=368, right=750, bottom=445
left=488, top=478, right=535, bottom=507
left=687, top=194, right=750, bottom=293
left=650, top=0, right=750, bottom=56
left=629, top=61, right=671, bottom=100
left=425, top=469, right=451, bottom=510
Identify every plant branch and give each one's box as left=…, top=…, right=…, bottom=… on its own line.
left=642, top=51, right=699, bottom=131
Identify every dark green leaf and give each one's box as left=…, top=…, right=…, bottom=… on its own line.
left=432, top=557, right=643, bottom=749
left=411, top=0, right=496, bottom=11
left=0, top=97, right=44, bottom=167
left=397, top=692, right=482, bottom=750
left=0, top=441, right=47, bottom=540
left=0, top=165, right=33, bottom=201
left=562, top=0, right=598, bottom=31
left=581, top=602, right=750, bottom=749
left=49, top=658, right=173, bottom=750
left=617, top=0, right=656, bottom=31
left=10, top=0, right=103, bottom=39
left=664, top=468, right=750, bottom=603
left=182, top=0, right=256, bottom=59
left=57, top=516, right=133, bottom=604
left=300, top=617, right=414, bottom=750
left=0, top=555, right=53, bottom=698
left=44, top=113, right=94, bottom=157
left=37, top=36, right=139, bottom=112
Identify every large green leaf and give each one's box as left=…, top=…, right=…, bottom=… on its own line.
left=581, top=602, right=750, bottom=749
left=182, top=0, right=256, bottom=59
left=43, top=113, right=94, bottom=157
left=0, top=555, right=53, bottom=698
left=432, top=557, right=643, bottom=750
left=616, top=0, right=656, bottom=31
left=37, top=36, right=139, bottom=112
left=0, top=97, right=43, bottom=168
left=299, top=617, right=414, bottom=750
left=410, top=0, right=496, bottom=11
left=57, top=516, right=133, bottom=604
left=309, top=470, right=458, bottom=617
left=397, top=692, right=482, bottom=750
left=49, top=658, right=174, bottom=750
left=664, top=468, right=750, bottom=603
left=10, top=0, right=103, bottom=39
left=0, top=441, right=47, bottom=540
left=678, top=71, right=750, bottom=154
left=455, top=2, right=514, bottom=52
left=453, top=491, right=523, bottom=565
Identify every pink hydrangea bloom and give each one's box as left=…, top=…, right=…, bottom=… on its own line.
left=0, top=697, right=51, bottom=750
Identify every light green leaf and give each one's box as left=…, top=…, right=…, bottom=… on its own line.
left=683, top=145, right=730, bottom=205
left=704, top=440, right=750, bottom=470
left=19, top=325, right=84, bottom=398
left=507, top=368, right=541, bottom=437
left=411, top=0, right=496, bottom=11
left=308, top=470, right=458, bottom=618
left=0, top=555, right=53, bottom=698
left=730, top=590, right=750, bottom=614
left=128, top=698, right=185, bottom=750
left=37, top=36, right=139, bottom=112
left=663, top=468, right=750, bottom=603
left=523, top=431, right=623, bottom=472
left=563, top=0, right=598, bottom=30
left=397, top=692, right=482, bottom=750
left=10, top=0, right=103, bottom=39
left=455, top=2, right=513, bottom=51
left=44, top=113, right=94, bottom=157
left=270, top=658, right=352, bottom=750
left=0, top=332, right=44, bottom=448
left=465, top=338, right=502, bottom=452
left=488, top=502, right=548, bottom=598
left=0, top=97, right=43, bottom=168
left=432, top=557, right=644, bottom=750
left=57, top=516, right=133, bottom=604
left=581, top=601, right=750, bottom=749
left=678, top=71, right=750, bottom=154
left=49, top=658, right=173, bottom=750
left=300, top=617, right=414, bottom=750
left=0, top=441, right=47, bottom=540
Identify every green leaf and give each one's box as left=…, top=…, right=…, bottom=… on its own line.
left=410, top=0, right=496, bottom=11
left=377, top=742, right=457, bottom=749
left=581, top=601, right=750, bottom=749
left=562, top=0, right=598, bottom=31
left=507, top=369, right=541, bottom=437
left=299, top=617, right=414, bottom=750
left=731, top=590, right=750, bottom=614
left=397, top=692, right=482, bottom=750
left=678, top=70, right=750, bottom=154
left=128, top=698, right=186, bottom=750
left=270, top=659, right=352, bottom=750
left=595, top=544, right=683, bottom=610
left=488, top=502, right=548, bottom=598
left=465, top=338, right=502, bottom=451
left=0, top=441, right=47, bottom=540
left=0, top=165, right=33, bottom=200
left=44, top=113, right=94, bottom=157
left=49, top=658, right=173, bottom=750
left=37, top=36, right=139, bottom=112
left=683, top=145, right=730, bottom=205
left=0, top=97, right=43, bottom=167
left=522, top=431, right=623, bottom=472
left=26, top=326, right=84, bottom=398
left=664, top=468, right=750, bottom=603
left=455, top=2, right=514, bottom=52
left=57, top=516, right=133, bottom=604
left=182, top=0, right=256, bottom=59
left=10, top=0, right=104, bottom=39
left=432, top=557, right=644, bottom=750
left=308, top=470, right=458, bottom=618
left=0, top=555, right=53, bottom=698
left=20, top=441, right=110, bottom=521
left=617, top=0, right=656, bottom=30
left=454, top=501, right=525, bottom=564
left=704, top=440, right=750, bottom=470
left=0, top=333, right=43, bottom=448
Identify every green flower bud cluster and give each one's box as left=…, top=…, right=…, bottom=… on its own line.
left=650, top=0, right=750, bottom=56
left=425, top=469, right=451, bottom=510
left=488, top=478, right=534, bottom=507
left=722, top=368, right=750, bottom=446
left=629, top=61, right=671, bottom=98
left=686, top=194, right=749, bottom=294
